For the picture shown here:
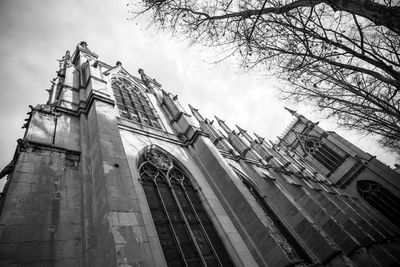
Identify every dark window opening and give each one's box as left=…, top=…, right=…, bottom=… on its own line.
left=111, top=77, right=162, bottom=130
left=139, top=148, right=234, bottom=267
left=357, top=180, right=400, bottom=226
left=234, top=169, right=311, bottom=265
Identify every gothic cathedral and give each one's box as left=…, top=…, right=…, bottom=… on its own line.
left=1, top=42, right=400, bottom=267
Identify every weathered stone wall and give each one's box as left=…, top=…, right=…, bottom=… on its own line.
left=0, top=146, right=82, bottom=266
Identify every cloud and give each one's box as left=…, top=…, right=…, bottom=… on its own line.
left=0, top=0, right=397, bottom=192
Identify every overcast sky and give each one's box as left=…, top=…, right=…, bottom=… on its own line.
left=0, top=0, right=398, bottom=189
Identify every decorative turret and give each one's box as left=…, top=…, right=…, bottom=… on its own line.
left=138, top=68, right=150, bottom=86
left=73, top=41, right=98, bottom=62
left=253, top=132, right=265, bottom=144
left=215, top=115, right=231, bottom=135
left=236, top=125, right=254, bottom=144
left=251, top=132, right=274, bottom=163
left=214, top=117, right=257, bottom=159
left=56, top=50, right=71, bottom=78
left=284, top=106, right=300, bottom=117
left=188, top=104, right=205, bottom=123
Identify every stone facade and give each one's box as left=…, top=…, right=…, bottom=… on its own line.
left=0, top=42, right=399, bottom=266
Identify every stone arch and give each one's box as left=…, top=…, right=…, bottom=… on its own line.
left=137, top=145, right=234, bottom=266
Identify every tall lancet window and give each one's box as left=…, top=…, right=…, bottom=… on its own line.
left=139, top=147, right=233, bottom=267
left=357, top=180, right=400, bottom=225
left=303, top=138, right=343, bottom=172
left=233, top=169, right=311, bottom=265
left=111, top=77, right=162, bottom=129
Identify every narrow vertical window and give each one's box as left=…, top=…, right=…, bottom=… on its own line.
left=357, top=180, right=400, bottom=226
left=233, top=169, right=311, bottom=265
left=111, top=77, right=162, bottom=129
left=139, top=148, right=234, bottom=267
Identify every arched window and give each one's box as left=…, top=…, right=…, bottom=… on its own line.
left=304, top=139, right=343, bottom=172
left=139, top=147, right=234, bottom=267
left=357, top=180, right=400, bottom=225
left=111, top=77, right=162, bottom=129
left=233, top=169, right=311, bottom=265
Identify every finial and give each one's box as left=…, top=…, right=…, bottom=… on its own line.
left=236, top=125, right=246, bottom=133
left=79, top=41, right=88, bottom=49
left=116, top=61, right=122, bottom=66
left=253, top=132, right=265, bottom=143
left=284, top=106, right=299, bottom=116
left=138, top=68, right=150, bottom=86
left=215, top=115, right=231, bottom=134
left=236, top=125, right=254, bottom=143
left=214, top=115, right=224, bottom=123
left=188, top=104, right=197, bottom=112
left=188, top=104, right=205, bottom=122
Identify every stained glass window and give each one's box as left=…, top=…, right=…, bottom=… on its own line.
left=139, top=148, right=234, bottom=267
left=111, top=77, right=162, bottom=129
left=357, top=180, right=400, bottom=226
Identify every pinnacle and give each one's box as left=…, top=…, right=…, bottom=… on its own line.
left=214, top=115, right=224, bottom=123
left=189, top=104, right=205, bottom=122
left=284, top=106, right=298, bottom=116
left=253, top=132, right=265, bottom=142
left=79, top=41, right=88, bottom=48
left=269, top=140, right=276, bottom=146
left=188, top=104, right=197, bottom=111
left=161, top=89, right=168, bottom=96
left=77, top=41, right=98, bottom=58
left=235, top=125, right=246, bottom=133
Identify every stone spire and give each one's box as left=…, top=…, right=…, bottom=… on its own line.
left=253, top=132, right=265, bottom=144
left=284, top=106, right=299, bottom=117
left=214, top=116, right=231, bottom=134
left=188, top=104, right=205, bottom=123
left=236, top=125, right=254, bottom=143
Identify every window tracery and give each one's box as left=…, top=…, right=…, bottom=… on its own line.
left=111, top=77, right=162, bottom=129
left=302, top=137, right=343, bottom=172
left=357, top=180, right=400, bottom=225
left=139, top=148, right=233, bottom=267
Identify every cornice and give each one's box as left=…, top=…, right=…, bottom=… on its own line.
left=54, top=90, right=115, bottom=117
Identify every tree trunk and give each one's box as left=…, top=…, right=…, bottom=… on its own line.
left=326, top=0, right=400, bottom=34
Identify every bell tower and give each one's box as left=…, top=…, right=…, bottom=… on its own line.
left=277, top=107, right=400, bottom=226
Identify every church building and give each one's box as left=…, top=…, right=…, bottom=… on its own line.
left=0, top=41, right=400, bottom=267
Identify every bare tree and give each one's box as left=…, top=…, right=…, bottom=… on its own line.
left=130, top=0, right=400, bottom=152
